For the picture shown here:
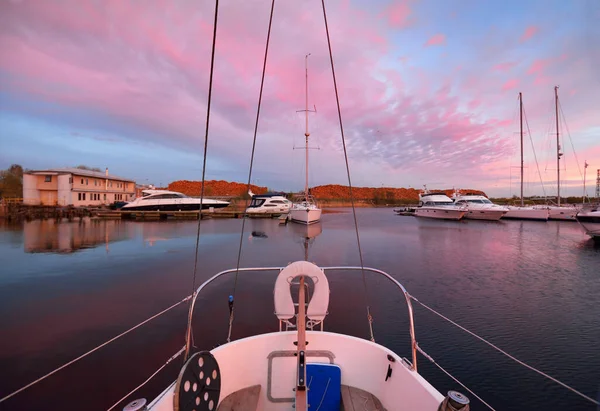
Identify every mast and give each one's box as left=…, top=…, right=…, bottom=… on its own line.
left=519, top=92, right=524, bottom=207
left=583, top=160, right=588, bottom=202
left=555, top=86, right=562, bottom=206
left=304, top=53, right=311, bottom=201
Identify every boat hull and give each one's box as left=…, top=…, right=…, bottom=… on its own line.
left=548, top=206, right=579, bottom=221
left=503, top=207, right=549, bottom=221
left=415, top=207, right=465, bottom=220
left=464, top=209, right=507, bottom=221
left=122, top=202, right=229, bottom=212
left=146, top=331, right=444, bottom=411
left=289, top=208, right=322, bottom=224
left=575, top=211, right=600, bottom=240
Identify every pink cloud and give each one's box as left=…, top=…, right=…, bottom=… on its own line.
left=384, top=1, right=413, bottom=28
left=520, top=26, right=539, bottom=42
left=502, top=79, right=519, bottom=91
left=527, top=59, right=550, bottom=74
left=425, top=33, right=446, bottom=47
left=492, top=62, right=517, bottom=72
left=467, top=99, right=481, bottom=110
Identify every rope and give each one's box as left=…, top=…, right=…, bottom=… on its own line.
left=523, top=103, right=547, bottom=198
left=0, top=296, right=191, bottom=404
left=106, top=346, right=185, bottom=411
left=320, top=0, right=374, bottom=343
left=228, top=0, right=276, bottom=343
left=411, top=296, right=600, bottom=406
left=186, top=0, right=220, bottom=354
left=416, top=344, right=496, bottom=411
left=226, top=305, right=235, bottom=343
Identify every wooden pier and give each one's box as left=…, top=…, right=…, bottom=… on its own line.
left=94, top=210, right=286, bottom=220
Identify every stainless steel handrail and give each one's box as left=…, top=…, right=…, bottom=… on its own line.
left=183, top=265, right=419, bottom=371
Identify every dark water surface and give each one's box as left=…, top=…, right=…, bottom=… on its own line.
left=0, top=209, right=599, bottom=411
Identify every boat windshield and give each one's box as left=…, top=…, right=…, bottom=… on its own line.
left=424, top=201, right=454, bottom=206
left=248, top=198, right=266, bottom=207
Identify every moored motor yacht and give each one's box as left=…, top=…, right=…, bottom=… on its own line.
left=121, top=189, right=229, bottom=211
left=451, top=191, right=509, bottom=221
left=245, top=191, right=291, bottom=216
left=415, top=189, right=466, bottom=220
left=575, top=205, right=600, bottom=241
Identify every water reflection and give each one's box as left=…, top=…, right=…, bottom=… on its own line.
left=23, top=219, right=134, bottom=253
left=289, top=222, right=322, bottom=260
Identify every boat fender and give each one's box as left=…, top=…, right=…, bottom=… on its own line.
left=438, top=391, right=470, bottom=411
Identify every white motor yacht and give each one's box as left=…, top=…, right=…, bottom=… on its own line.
left=121, top=189, right=229, bottom=212
left=415, top=189, right=466, bottom=220
left=451, top=191, right=509, bottom=221
left=575, top=205, right=600, bottom=241
left=245, top=192, right=291, bottom=216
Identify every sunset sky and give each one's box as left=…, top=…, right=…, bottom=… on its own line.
left=1, top=0, right=598, bottom=197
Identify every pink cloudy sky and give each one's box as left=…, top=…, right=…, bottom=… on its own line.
left=0, top=0, right=599, bottom=197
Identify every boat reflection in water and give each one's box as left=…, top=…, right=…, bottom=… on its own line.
left=23, top=219, right=134, bottom=254
left=290, top=221, right=323, bottom=260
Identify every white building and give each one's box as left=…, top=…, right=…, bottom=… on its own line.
left=23, top=168, right=136, bottom=206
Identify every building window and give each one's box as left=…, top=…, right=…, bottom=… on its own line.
left=81, top=178, right=84, bottom=184
left=78, top=193, right=81, bottom=201
left=86, top=179, right=88, bottom=185
left=104, top=194, right=106, bottom=200
left=44, top=175, right=52, bottom=182
left=94, top=180, right=97, bottom=186
left=69, top=177, right=73, bottom=184
left=82, top=193, right=86, bottom=201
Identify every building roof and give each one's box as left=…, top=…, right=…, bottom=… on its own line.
left=26, top=168, right=135, bottom=182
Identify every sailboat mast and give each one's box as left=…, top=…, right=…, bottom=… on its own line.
left=304, top=53, right=310, bottom=201
left=555, top=86, right=561, bottom=206
left=519, top=92, right=524, bottom=207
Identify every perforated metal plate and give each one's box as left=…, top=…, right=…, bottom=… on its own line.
left=174, top=351, right=221, bottom=411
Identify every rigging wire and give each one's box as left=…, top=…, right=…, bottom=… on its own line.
left=321, top=0, right=374, bottom=342
left=416, top=344, right=497, bottom=411
left=228, top=0, right=276, bottom=343
left=559, top=99, right=584, bottom=181
left=0, top=296, right=191, bottom=404
left=523, top=104, right=547, bottom=198
left=106, top=346, right=185, bottom=411
left=411, top=296, right=600, bottom=406
left=185, top=0, right=220, bottom=359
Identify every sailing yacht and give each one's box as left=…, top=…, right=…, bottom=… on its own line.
left=546, top=86, right=580, bottom=221
left=289, top=54, right=322, bottom=225
left=503, top=92, right=549, bottom=221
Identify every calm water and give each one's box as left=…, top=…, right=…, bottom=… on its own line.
left=0, top=209, right=599, bottom=411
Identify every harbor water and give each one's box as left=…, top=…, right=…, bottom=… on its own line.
left=0, top=208, right=598, bottom=410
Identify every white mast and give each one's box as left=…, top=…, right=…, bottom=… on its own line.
left=555, top=86, right=562, bottom=206
left=519, top=92, right=524, bottom=207
left=304, top=53, right=311, bottom=201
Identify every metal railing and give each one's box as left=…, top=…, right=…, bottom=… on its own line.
left=183, top=265, right=419, bottom=371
